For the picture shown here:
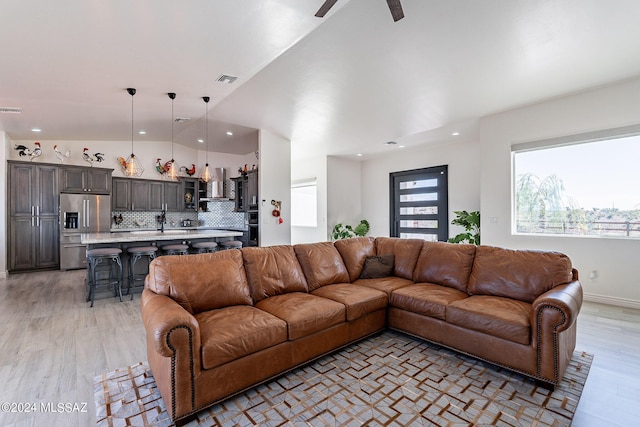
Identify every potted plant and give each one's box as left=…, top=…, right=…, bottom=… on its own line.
left=448, top=210, right=480, bottom=245
left=332, top=219, right=370, bottom=240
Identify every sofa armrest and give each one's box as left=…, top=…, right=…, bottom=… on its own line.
left=532, top=279, right=583, bottom=334
left=141, top=288, right=201, bottom=359
left=530, top=279, right=583, bottom=384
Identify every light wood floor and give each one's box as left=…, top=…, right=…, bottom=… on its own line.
left=0, top=269, right=638, bottom=426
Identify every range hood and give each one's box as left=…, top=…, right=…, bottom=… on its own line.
left=210, top=167, right=226, bottom=199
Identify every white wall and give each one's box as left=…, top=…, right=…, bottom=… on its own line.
left=361, top=140, right=481, bottom=239
left=291, top=155, right=328, bottom=244
left=480, top=76, right=640, bottom=308
left=327, top=156, right=363, bottom=240
left=258, top=129, right=291, bottom=246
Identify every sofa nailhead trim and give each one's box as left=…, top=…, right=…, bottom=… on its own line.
left=535, top=305, right=566, bottom=384
left=166, top=325, right=195, bottom=421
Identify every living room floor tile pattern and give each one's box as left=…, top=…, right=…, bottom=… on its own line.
left=95, top=331, right=591, bottom=426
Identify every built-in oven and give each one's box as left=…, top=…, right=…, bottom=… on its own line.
left=247, top=210, right=259, bottom=246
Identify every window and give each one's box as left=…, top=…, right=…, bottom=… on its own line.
left=291, top=179, right=317, bottom=227
left=512, top=125, right=640, bottom=239
left=390, top=165, right=448, bottom=241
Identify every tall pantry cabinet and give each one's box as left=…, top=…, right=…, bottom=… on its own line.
left=8, top=161, right=59, bottom=271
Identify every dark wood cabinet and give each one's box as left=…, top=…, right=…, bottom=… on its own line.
left=8, top=161, right=59, bottom=271
left=111, top=178, right=197, bottom=212
left=232, top=170, right=258, bottom=213
left=60, top=166, right=112, bottom=194
left=111, top=178, right=130, bottom=211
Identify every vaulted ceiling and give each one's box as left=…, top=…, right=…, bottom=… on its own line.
left=2, top=0, right=640, bottom=160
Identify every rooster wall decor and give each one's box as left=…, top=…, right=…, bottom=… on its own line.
left=82, top=147, right=104, bottom=165
left=14, top=142, right=42, bottom=161
left=180, top=164, right=196, bottom=176
left=53, top=145, right=71, bottom=163
left=155, top=158, right=171, bottom=176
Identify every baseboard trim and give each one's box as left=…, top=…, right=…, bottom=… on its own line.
left=583, top=293, right=640, bottom=310
left=0, top=270, right=6, bottom=279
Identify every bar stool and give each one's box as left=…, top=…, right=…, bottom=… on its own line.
left=162, top=244, right=189, bottom=256
left=127, top=246, right=158, bottom=300
left=86, top=247, right=123, bottom=308
left=192, top=241, right=218, bottom=253
left=220, top=240, right=243, bottom=250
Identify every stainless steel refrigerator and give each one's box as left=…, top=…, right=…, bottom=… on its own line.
left=59, top=194, right=111, bottom=270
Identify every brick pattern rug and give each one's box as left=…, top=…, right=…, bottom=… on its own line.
left=94, top=331, right=592, bottom=426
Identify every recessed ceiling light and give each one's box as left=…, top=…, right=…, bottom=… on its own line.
left=398, top=145, right=405, bottom=148
left=138, top=130, right=146, bottom=135
left=452, top=132, right=460, bottom=136
left=197, top=138, right=204, bottom=143
left=31, top=128, right=42, bottom=132
left=226, top=131, right=233, bottom=136
left=356, top=153, right=363, bottom=157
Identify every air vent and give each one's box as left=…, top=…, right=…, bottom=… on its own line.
left=217, top=74, right=238, bottom=84
left=174, top=117, right=191, bottom=123
left=0, top=107, right=22, bottom=114
left=384, top=141, right=398, bottom=145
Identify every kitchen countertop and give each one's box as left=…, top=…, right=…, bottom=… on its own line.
left=81, top=229, right=243, bottom=244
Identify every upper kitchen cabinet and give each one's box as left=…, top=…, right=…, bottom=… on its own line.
left=148, top=180, right=182, bottom=212
left=232, top=170, right=258, bottom=213
left=60, top=166, right=113, bottom=194
left=111, top=178, right=149, bottom=211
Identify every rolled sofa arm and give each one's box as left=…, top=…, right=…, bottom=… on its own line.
left=532, top=279, right=583, bottom=333
left=530, top=276, right=583, bottom=384
left=141, top=288, right=201, bottom=359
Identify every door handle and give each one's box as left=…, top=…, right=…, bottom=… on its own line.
left=85, top=199, right=91, bottom=228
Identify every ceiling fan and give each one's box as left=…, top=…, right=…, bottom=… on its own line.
left=315, top=0, right=405, bottom=22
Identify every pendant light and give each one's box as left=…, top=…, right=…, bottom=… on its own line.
left=167, top=92, right=179, bottom=180
left=200, top=96, right=212, bottom=183
left=125, top=88, right=144, bottom=177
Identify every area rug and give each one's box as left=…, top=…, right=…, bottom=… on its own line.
left=95, top=331, right=592, bottom=426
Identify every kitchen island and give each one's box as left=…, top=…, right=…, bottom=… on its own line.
left=81, top=229, right=244, bottom=301
left=81, top=228, right=243, bottom=244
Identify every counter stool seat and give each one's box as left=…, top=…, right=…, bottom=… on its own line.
left=192, top=241, right=218, bottom=253
left=220, top=240, right=243, bottom=250
left=127, top=246, right=158, bottom=300
left=162, top=244, right=189, bottom=256
left=86, top=247, right=123, bottom=308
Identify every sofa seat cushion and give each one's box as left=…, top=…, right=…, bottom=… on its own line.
left=255, top=293, right=346, bottom=340
left=390, top=283, right=468, bottom=321
left=446, top=296, right=532, bottom=345
left=352, top=276, right=414, bottom=296
left=311, top=283, right=388, bottom=321
left=195, top=306, right=288, bottom=370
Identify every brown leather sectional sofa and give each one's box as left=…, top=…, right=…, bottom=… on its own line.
left=141, top=237, right=583, bottom=424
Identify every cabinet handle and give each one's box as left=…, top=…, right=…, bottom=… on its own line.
left=36, top=206, right=40, bottom=227
left=31, top=206, right=35, bottom=227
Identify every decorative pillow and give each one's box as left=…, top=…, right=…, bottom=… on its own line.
left=360, top=255, right=395, bottom=279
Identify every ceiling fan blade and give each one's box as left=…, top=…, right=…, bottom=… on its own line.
left=387, top=0, right=405, bottom=21
left=315, top=0, right=339, bottom=17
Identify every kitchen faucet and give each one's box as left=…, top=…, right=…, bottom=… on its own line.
left=157, top=210, right=167, bottom=232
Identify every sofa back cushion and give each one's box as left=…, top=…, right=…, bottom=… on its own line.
left=468, top=245, right=573, bottom=303
left=375, top=237, right=424, bottom=280
left=334, top=237, right=376, bottom=282
left=294, top=242, right=350, bottom=291
left=242, top=245, right=309, bottom=303
left=413, top=241, right=476, bottom=293
left=145, top=250, right=252, bottom=314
